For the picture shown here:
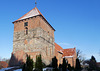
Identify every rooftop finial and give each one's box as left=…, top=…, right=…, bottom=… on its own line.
left=35, top=0, right=37, bottom=7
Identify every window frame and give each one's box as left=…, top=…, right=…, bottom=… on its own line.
left=24, top=22, right=28, bottom=27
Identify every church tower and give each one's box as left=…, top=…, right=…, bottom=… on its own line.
left=9, top=7, right=55, bottom=66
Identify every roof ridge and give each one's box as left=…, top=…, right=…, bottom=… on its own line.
left=16, top=7, right=36, bottom=22
left=14, top=7, right=40, bottom=22
left=55, top=43, right=63, bottom=49
left=35, top=7, right=42, bottom=15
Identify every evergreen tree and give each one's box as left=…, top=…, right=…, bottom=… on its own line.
left=68, top=64, right=72, bottom=71
left=22, top=63, right=25, bottom=71
left=62, top=58, right=68, bottom=71
left=35, top=55, right=44, bottom=71
left=59, top=64, right=62, bottom=71
left=22, top=55, right=34, bottom=71
left=52, top=56, right=58, bottom=71
left=89, top=56, right=97, bottom=71
left=75, top=58, right=81, bottom=71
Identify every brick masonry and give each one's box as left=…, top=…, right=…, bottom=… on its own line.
left=9, top=16, right=55, bottom=66
left=9, top=10, right=77, bottom=67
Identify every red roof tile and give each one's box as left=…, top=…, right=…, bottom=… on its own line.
left=62, top=48, right=76, bottom=57
left=55, top=43, right=63, bottom=51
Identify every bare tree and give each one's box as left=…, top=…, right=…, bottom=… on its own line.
left=76, top=49, right=85, bottom=64
left=0, top=57, right=3, bottom=61
left=0, top=57, right=10, bottom=64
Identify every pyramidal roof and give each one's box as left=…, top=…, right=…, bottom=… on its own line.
left=13, top=7, right=55, bottom=31
left=15, top=7, right=42, bottom=22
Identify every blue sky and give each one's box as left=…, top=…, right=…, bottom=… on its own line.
left=0, top=0, right=100, bottom=62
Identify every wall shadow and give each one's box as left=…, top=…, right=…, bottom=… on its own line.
left=9, top=53, right=24, bottom=67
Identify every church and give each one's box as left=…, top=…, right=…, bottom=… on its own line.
left=9, top=7, right=77, bottom=67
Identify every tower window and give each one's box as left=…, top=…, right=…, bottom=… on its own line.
left=48, top=31, right=49, bottom=34
left=24, top=22, right=28, bottom=27
left=25, top=27, right=28, bottom=35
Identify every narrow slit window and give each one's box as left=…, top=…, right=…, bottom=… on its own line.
left=25, top=27, right=28, bottom=35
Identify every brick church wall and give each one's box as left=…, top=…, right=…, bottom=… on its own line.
left=11, top=16, right=55, bottom=66
left=65, top=51, right=77, bottom=67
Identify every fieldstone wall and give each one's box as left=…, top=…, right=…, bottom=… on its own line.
left=13, top=27, right=55, bottom=65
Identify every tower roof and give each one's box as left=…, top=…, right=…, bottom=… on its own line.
left=13, top=7, right=55, bottom=31
left=15, top=7, right=41, bottom=21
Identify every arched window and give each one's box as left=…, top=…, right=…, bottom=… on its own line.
left=24, top=22, right=28, bottom=35
left=25, top=27, right=28, bottom=35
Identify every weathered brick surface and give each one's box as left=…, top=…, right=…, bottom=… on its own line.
left=11, top=16, right=55, bottom=66
left=55, top=49, right=62, bottom=65
left=14, top=16, right=54, bottom=38
left=65, top=50, right=77, bottom=67
left=10, top=11, right=77, bottom=67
